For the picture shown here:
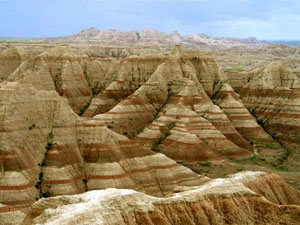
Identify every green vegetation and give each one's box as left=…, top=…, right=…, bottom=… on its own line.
left=136, top=32, right=141, bottom=40
left=265, top=143, right=281, bottom=149
left=273, top=167, right=289, bottom=172
left=28, top=124, right=36, bottom=130
left=0, top=39, right=33, bottom=43
left=151, top=123, right=174, bottom=152
left=226, top=66, right=245, bottom=72
left=106, top=124, right=114, bottom=129
left=259, top=157, right=266, bottom=162
left=230, top=154, right=257, bottom=163
left=45, top=142, right=53, bottom=150
left=35, top=172, right=44, bottom=190
left=199, top=161, right=212, bottom=167
left=79, top=102, right=90, bottom=116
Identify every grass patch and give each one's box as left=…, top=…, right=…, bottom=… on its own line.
left=226, top=66, right=245, bottom=72
left=230, top=154, right=257, bottom=163
left=259, top=157, right=266, bottom=162
left=199, top=161, right=212, bottom=167
left=273, top=167, right=289, bottom=172
left=266, top=143, right=281, bottom=149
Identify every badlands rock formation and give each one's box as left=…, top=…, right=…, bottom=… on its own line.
left=52, top=27, right=267, bottom=50
left=20, top=172, right=300, bottom=225
left=226, top=61, right=300, bottom=167
left=0, top=42, right=300, bottom=225
left=0, top=81, right=208, bottom=213
left=0, top=48, right=22, bottom=81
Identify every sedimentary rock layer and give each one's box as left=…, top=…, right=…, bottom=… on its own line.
left=21, top=172, right=300, bottom=225
left=0, top=204, right=25, bottom=225
left=236, top=61, right=300, bottom=166
left=0, top=79, right=208, bottom=212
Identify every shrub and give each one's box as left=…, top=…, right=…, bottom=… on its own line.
left=28, top=124, right=36, bottom=130
left=200, top=161, right=212, bottom=167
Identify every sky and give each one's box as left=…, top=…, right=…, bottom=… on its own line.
left=0, top=0, right=299, bottom=40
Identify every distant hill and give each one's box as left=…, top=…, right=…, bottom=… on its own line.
left=267, top=40, right=300, bottom=46
left=47, top=27, right=268, bottom=50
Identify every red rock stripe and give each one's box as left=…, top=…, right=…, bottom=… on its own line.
left=0, top=205, right=17, bottom=213
left=0, top=183, right=33, bottom=190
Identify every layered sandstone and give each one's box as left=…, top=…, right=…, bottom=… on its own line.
left=0, top=78, right=208, bottom=213
left=213, top=83, right=277, bottom=145
left=238, top=61, right=300, bottom=166
left=0, top=204, right=25, bottom=225
left=2, top=44, right=300, bottom=225
left=0, top=48, right=22, bottom=81
left=21, top=172, right=300, bottom=225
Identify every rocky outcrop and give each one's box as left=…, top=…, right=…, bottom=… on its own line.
left=0, top=204, right=25, bottom=225
left=0, top=48, right=22, bottom=81
left=83, top=54, right=165, bottom=117
left=21, top=172, right=300, bottom=225
left=136, top=105, right=224, bottom=163
left=54, top=28, right=267, bottom=50
left=237, top=61, right=300, bottom=167
left=213, top=83, right=277, bottom=146
left=246, top=61, right=300, bottom=89
left=2, top=44, right=300, bottom=224
left=6, top=46, right=93, bottom=114
left=0, top=79, right=208, bottom=212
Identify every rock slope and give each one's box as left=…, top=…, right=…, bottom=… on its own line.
left=20, top=172, right=300, bottom=225
left=53, top=27, right=267, bottom=50
left=0, top=80, right=209, bottom=213
left=1, top=44, right=299, bottom=224
left=234, top=61, right=300, bottom=167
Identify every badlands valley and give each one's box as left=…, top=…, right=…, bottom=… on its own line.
left=0, top=29, right=300, bottom=225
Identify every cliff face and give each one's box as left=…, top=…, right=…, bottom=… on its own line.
left=20, top=172, right=300, bottom=225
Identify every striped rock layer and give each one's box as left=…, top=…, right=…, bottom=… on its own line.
left=213, top=83, right=280, bottom=146
left=21, top=172, right=300, bottom=225
left=227, top=61, right=300, bottom=167
left=92, top=47, right=252, bottom=162
left=0, top=204, right=25, bottom=225
left=0, top=79, right=208, bottom=213
left=1, top=45, right=299, bottom=220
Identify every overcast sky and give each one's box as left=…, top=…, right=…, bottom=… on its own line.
left=0, top=0, right=299, bottom=40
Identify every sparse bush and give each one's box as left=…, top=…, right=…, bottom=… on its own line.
left=28, top=124, right=36, bottom=130
left=273, top=167, right=289, bottom=172
left=200, top=161, right=212, bottom=167
left=45, top=142, right=53, bottom=150
left=266, top=143, right=280, bottom=149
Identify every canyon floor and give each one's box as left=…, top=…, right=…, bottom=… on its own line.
left=0, top=35, right=300, bottom=224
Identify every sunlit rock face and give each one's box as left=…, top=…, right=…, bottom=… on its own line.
left=1, top=43, right=300, bottom=225
left=20, top=172, right=300, bottom=225
left=0, top=80, right=208, bottom=213
left=0, top=48, right=22, bottom=81
left=233, top=61, right=300, bottom=167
